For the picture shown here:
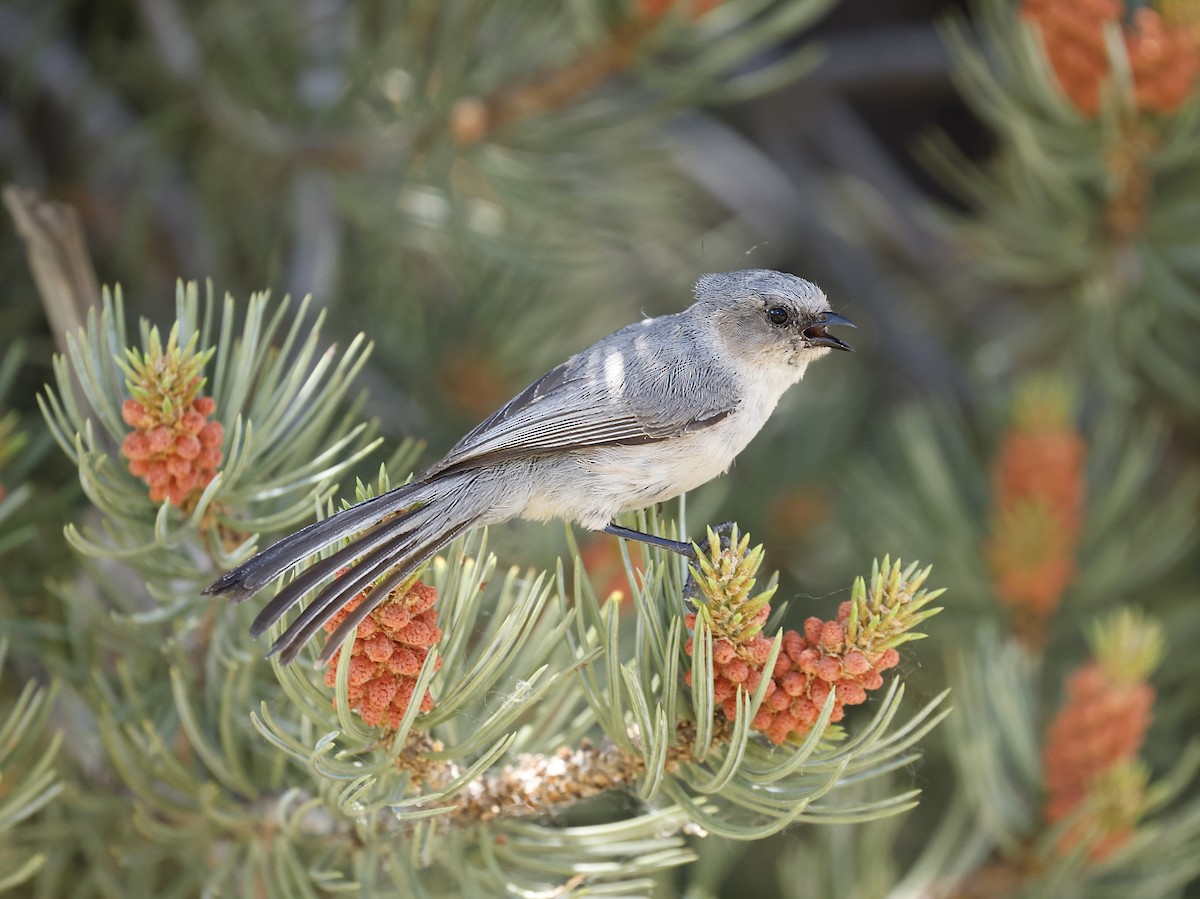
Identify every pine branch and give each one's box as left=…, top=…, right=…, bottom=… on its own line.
left=22, top=269, right=950, bottom=895
left=917, top=624, right=1200, bottom=899
left=450, top=16, right=661, bottom=146
left=3, top=185, right=99, bottom=357
left=0, top=638, right=63, bottom=892
left=927, top=0, right=1200, bottom=409
left=398, top=723, right=720, bottom=826
left=847, top=379, right=1199, bottom=639
left=39, top=281, right=381, bottom=587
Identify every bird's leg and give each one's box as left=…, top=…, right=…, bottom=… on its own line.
left=603, top=523, right=696, bottom=558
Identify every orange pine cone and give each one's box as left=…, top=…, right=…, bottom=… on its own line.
left=1023, top=0, right=1200, bottom=116
left=732, top=611, right=900, bottom=745
left=324, top=579, right=442, bottom=729
left=638, top=0, right=721, bottom=20
left=684, top=556, right=935, bottom=746
left=1043, top=662, right=1154, bottom=805
left=1021, top=0, right=1121, bottom=116
left=985, top=379, right=1086, bottom=627
left=122, top=394, right=222, bottom=507
left=119, top=327, right=223, bottom=508
left=1042, top=611, right=1161, bottom=861
left=992, top=431, right=1087, bottom=538
left=1128, top=8, right=1200, bottom=113
left=990, top=552, right=1076, bottom=616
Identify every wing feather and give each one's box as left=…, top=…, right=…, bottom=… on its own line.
left=423, top=317, right=739, bottom=479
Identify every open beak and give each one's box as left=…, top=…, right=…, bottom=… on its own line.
left=803, top=311, right=855, bottom=352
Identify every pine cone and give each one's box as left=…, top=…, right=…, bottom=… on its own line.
left=685, top=545, right=942, bottom=746
left=1021, top=0, right=1122, bottom=116
left=1042, top=610, right=1161, bottom=860
left=325, top=579, right=443, bottom=728
left=119, top=327, right=223, bottom=507
left=985, top=377, right=1086, bottom=629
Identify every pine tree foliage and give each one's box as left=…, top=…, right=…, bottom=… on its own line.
left=0, top=639, right=62, bottom=893
left=0, top=345, right=38, bottom=557
left=919, top=625, right=1200, bottom=899
left=5, top=0, right=1200, bottom=895
left=38, top=281, right=380, bottom=588
left=0, top=287, right=949, bottom=897
left=927, top=0, right=1200, bottom=409
left=834, top=366, right=1200, bottom=894
left=794, top=19, right=1200, bottom=894
left=0, top=347, right=64, bottom=893
left=0, top=345, right=65, bottom=892
left=848, top=387, right=1198, bottom=634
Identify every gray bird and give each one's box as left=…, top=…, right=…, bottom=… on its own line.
left=205, top=269, right=854, bottom=664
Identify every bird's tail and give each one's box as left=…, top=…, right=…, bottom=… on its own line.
left=205, top=474, right=486, bottom=665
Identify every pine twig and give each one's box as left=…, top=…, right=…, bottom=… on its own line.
left=451, top=17, right=662, bottom=145
left=402, top=721, right=723, bottom=827
left=3, top=185, right=99, bottom=356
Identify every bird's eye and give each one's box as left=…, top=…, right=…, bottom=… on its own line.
left=767, top=307, right=790, bottom=326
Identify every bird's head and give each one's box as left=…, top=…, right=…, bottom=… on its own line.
left=694, top=269, right=854, bottom=378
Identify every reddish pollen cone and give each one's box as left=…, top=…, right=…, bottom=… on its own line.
left=324, top=579, right=442, bottom=729
left=1042, top=610, right=1161, bottom=860
left=684, top=532, right=940, bottom=746
left=985, top=377, right=1086, bottom=638
left=1022, top=0, right=1200, bottom=116
left=120, top=327, right=223, bottom=508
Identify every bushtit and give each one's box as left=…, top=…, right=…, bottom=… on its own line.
left=206, top=269, right=853, bottom=664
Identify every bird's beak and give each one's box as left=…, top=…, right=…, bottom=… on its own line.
left=803, top=311, right=855, bottom=352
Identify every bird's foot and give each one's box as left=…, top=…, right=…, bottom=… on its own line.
left=699, top=521, right=737, bottom=555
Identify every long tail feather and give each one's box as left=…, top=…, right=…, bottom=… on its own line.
left=307, top=516, right=480, bottom=662
left=204, top=480, right=428, bottom=602
left=278, top=516, right=481, bottom=665
left=249, top=508, right=424, bottom=637
left=266, top=518, right=432, bottom=655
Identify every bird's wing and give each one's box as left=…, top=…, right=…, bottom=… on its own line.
left=424, top=320, right=738, bottom=478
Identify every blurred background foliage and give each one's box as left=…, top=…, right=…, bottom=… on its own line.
left=2, top=0, right=1199, bottom=896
